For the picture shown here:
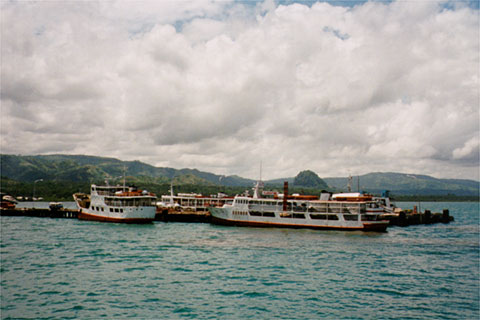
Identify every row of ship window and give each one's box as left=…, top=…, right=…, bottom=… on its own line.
left=248, top=205, right=362, bottom=213
left=91, top=206, right=124, bottom=213
left=234, top=211, right=378, bottom=221
left=104, top=199, right=154, bottom=207
left=238, top=200, right=368, bottom=209
left=164, top=199, right=229, bottom=206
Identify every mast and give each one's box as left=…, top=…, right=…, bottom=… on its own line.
left=260, top=160, right=262, bottom=182
left=123, top=166, right=126, bottom=191
left=283, top=181, right=288, bottom=212
left=253, top=161, right=264, bottom=199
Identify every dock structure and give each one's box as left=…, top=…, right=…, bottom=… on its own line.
left=2, top=207, right=454, bottom=228
left=379, top=209, right=453, bottom=227
left=155, top=208, right=211, bottom=223
left=1, top=207, right=79, bottom=219
left=156, top=208, right=454, bottom=227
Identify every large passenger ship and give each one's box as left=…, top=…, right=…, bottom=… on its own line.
left=209, top=182, right=389, bottom=232
left=73, top=184, right=157, bottom=223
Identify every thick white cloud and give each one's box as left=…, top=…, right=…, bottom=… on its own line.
left=1, top=0, right=478, bottom=180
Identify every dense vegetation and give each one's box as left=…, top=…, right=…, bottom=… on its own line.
left=324, top=172, right=479, bottom=196
left=293, top=170, right=329, bottom=189
left=0, top=154, right=251, bottom=185
left=1, top=154, right=478, bottom=201
left=391, top=194, right=480, bottom=202
left=0, top=176, right=337, bottom=201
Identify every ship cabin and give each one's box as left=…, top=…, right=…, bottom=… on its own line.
left=91, top=185, right=156, bottom=207
left=233, top=196, right=383, bottom=222
left=161, top=193, right=233, bottom=212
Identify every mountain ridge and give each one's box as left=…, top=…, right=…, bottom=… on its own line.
left=1, top=154, right=478, bottom=196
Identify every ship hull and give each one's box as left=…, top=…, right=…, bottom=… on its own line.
left=209, top=207, right=388, bottom=232
left=78, top=209, right=155, bottom=224
left=78, top=212, right=155, bottom=224
left=73, top=187, right=156, bottom=224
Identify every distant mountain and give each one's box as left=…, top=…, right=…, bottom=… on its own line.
left=293, top=170, right=328, bottom=189
left=265, top=177, right=294, bottom=186
left=1, top=154, right=478, bottom=196
left=324, top=172, right=479, bottom=196
left=1, top=154, right=165, bottom=183
left=0, top=154, right=252, bottom=187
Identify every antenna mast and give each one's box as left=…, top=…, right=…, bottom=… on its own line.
left=253, top=161, right=264, bottom=199
left=260, top=160, right=262, bottom=182
left=123, top=166, right=126, bottom=191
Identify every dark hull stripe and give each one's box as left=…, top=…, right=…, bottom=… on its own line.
left=78, top=211, right=154, bottom=224
left=211, top=216, right=388, bottom=232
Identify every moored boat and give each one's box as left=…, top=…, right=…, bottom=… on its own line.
left=49, top=202, right=64, bottom=210
left=209, top=182, right=389, bottom=232
left=73, top=184, right=157, bottom=223
left=158, top=192, right=233, bottom=213
left=1, top=193, right=17, bottom=209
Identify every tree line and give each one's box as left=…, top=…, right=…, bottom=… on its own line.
left=1, top=177, right=477, bottom=202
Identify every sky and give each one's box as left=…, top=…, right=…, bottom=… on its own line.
left=1, top=0, right=479, bottom=181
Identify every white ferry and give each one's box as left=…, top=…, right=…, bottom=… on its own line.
left=73, top=184, right=157, bottom=223
left=158, top=192, right=233, bottom=213
left=209, top=183, right=389, bottom=232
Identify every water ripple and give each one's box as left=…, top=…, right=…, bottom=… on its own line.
left=1, top=202, right=479, bottom=319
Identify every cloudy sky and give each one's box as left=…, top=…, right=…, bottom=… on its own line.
left=1, top=0, right=479, bottom=180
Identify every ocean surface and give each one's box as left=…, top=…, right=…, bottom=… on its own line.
left=1, top=202, right=479, bottom=319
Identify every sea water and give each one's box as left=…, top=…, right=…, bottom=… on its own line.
left=1, top=202, right=479, bottom=319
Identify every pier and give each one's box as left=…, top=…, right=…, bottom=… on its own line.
left=155, top=208, right=455, bottom=227
left=155, top=209, right=211, bottom=223
left=1, top=207, right=454, bottom=228
left=379, top=209, right=453, bottom=227
left=1, top=207, right=79, bottom=219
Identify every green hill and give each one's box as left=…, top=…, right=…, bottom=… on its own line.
left=323, top=172, right=479, bottom=196
left=293, top=170, right=328, bottom=189
left=1, top=154, right=478, bottom=199
left=0, top=154, right=250, bottom=186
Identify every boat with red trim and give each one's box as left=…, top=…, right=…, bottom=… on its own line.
left=73, top=184, right=157, bottom=224
left=209, top=182, right=389, bottom=232
left=1, top=193, right=17, bottom=209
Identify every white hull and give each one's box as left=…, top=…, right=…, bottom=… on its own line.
left=209, top=198, right=389, bottom=232
left=79, top=206, right=156, bottom=223
left=73, top=184, right=156, bottom=224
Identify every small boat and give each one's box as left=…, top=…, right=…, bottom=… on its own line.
left=1, top=193, right=17, bottom=209
left=73, top=184, right=157, bottom=224
left=49, top=202, right=64, bottom=211
left=209, top=182, right=390, bottom=232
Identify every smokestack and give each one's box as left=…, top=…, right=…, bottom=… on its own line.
left=283, top=181, right=288, bottom=212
